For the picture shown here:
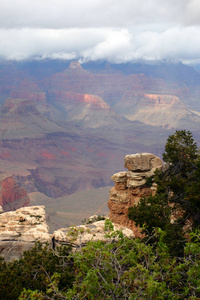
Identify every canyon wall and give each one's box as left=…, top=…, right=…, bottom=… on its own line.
left=0, top=174, right=30, bottom=212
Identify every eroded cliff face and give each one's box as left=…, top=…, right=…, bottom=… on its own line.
left=49, top=91, right=112, bottom=111
left=108, top=153, right=163, bottom=237
left=0, top=174, right=30, bottom=212
left=114, top=93, right=198, bottom=129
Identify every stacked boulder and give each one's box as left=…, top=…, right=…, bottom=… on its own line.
left=108, top=153, right=163, bottom=237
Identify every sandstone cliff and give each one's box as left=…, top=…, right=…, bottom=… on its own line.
left=114, top=93, right=200, bottom=129
left=49, top=91, right=111, bottom=111
left=0, top=206, right=134, bottom=261
left=108, top=153, right=163, bottom=237
left=0, top=173, right=30, bottom=212
left=0, top=206, right=51, bottom=261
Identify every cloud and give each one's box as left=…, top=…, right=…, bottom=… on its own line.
left=0, top=0, right=198, bottom=29
left=81, top=29, right=133, bottom=63
left=1, top=0, right=200, bottom=63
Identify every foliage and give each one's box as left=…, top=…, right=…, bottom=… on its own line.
left=163, top=130, right=198, bottom=165
left=0, top=221, right=200, bottom=299
left=0, top=242, right=74, bottom=300
left=128, top=130, right=200, bottom=256
left=17, top=230, right=200, bottom=300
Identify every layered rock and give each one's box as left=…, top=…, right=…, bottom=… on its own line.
left=64, top=61, right=90, bottom=75
left=0, top=206, right=134, bottom=261
left=49, top=91, right=111, bottom=111
left=108, top=153, right=163, bottom=237
left=0, top=174, right=30, bottom=212
left=0, top=206, right=51, bottom=261
left=10, top=91, right=46, bottom=105
left=114, top=93, right=200, bottom=129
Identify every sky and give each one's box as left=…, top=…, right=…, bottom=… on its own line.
left=1, top=0, right=200, bottom=64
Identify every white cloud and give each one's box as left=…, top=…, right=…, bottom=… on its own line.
left=0, top=0, right=197, bottom=29
left=81, top=29, right=133, bottom=62
left=1, top=0, right=200, bottom=63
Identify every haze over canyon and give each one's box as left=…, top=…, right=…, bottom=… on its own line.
left=0, top=59, right=200, bottom=226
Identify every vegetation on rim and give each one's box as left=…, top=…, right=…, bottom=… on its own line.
left=1, top=130, right=200, bottom=299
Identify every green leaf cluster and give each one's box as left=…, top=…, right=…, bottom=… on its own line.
left=0, top=242, right=74, bottom=300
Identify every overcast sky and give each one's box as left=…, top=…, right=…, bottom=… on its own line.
left=1, top=0, right=200, bottom=64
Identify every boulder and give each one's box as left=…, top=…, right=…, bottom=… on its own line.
left=124, top=153, right=162, bottom=172
left=127, top=171, right=146, bottom=188
left=111, top=171, right=127, bottom=190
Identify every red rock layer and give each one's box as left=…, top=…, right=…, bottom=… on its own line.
left=50, top=91, right=112, bottom=111
left=0, top=174, right=30, bottom=211
left=108, top=186, right=152, bottom=237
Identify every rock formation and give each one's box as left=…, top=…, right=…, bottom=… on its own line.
left=0, top=173, right=30, bottom=212
left=0, top=206, right=51, bottom=261
left=114, top=93, right=200, bottom=129
left=0, top=205, right=134, bottom=261
left=108, top=153, right=163, bottom=237
left=49, top=91, right=112, bottom=111
left=53, top=220, right=134, bottom=250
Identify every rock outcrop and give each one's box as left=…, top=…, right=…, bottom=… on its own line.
left=0, top=205, right=134, bottom=261
left=53, top=220, right=134, bottom=249
left=108, top=153, right=163, bottom=237
left=0, top=206, right=51, bottom=261
left=0, top=174, right=30, bottom=212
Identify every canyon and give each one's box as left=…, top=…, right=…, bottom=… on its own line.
left=0, top=152, right=165, bottom=261
left=0, top=59, right=200, bottom=213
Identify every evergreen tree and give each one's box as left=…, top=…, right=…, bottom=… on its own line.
left=128, top=130, right=200, bottom=255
